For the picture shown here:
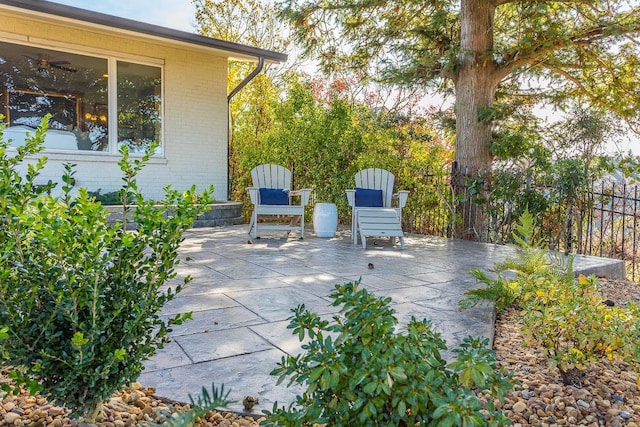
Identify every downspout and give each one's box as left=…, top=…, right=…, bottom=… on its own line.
left=226, top=56, right=265, bottom=200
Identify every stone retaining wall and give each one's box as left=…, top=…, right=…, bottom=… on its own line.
left=104, top=202, right=244, bottom=230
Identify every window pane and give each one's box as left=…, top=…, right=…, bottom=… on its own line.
left=0, top=41, right=109, bottom=151
left=117, top=61, right=162, bottom=154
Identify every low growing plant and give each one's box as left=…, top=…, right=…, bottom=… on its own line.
left=461, top=207, right=640, bottom=386
left=150, top=383, right=230, bottom=427
left=0, top=117, right=213, bottom=422
left=263, top=280, right=513, bottom=426
left=520, top=273, right=640, bottom=385
left=461, top=207, right=551, bottom=311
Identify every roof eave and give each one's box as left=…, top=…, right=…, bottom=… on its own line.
left=0, top=0, right=288, bottom=63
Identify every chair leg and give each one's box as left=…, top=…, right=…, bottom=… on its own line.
left=360, top=230, right=367, bottom=249
left=300, top=212, right=305, bottom=239
left=352, top=211, right=358, bottom=245
left=252, top=211, right=258, bottom=239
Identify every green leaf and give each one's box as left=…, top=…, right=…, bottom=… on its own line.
left=362, top=381, right=377, bottom=394
left=388, top=366, right=407, bottom=381
left=309, top=366, right=324, bottom=382
left=71, top=332, right=89, bottom=347
left=329, top=369, right=340, bottom=388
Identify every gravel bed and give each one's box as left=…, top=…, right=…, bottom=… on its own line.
left=495, top=279, right=640, bottom=427
left=1, top=279, right=639, bottom=426
left=0, top=379, right=266, bottom=426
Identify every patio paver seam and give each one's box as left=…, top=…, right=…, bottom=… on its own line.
left=140, top=225, right=624, bottom=413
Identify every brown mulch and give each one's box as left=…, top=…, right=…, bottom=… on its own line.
left=1, top=279, right=639, bottom=426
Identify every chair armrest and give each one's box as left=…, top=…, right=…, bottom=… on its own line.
left=247, top=187, right=259, bottom=205
left=290, top=188, right=313, bottom=206
left=345, top=189, right=355, bottom=207
left=393, top=190, right=410, bottom=209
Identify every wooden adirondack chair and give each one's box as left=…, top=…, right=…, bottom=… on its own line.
left=345, top=168, right=409, bottom=249
left=247, top=164, right=313, bottom=239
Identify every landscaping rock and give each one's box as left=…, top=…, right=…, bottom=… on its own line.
left=494, top=279, right=640, bottom=426
left=0, top=278, right=638, bottom=426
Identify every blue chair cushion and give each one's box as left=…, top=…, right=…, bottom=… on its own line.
left=355, top=188, right=383, bottom=207
left=259, top=188, right=290, bottom=205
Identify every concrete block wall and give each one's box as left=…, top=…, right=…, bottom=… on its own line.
left=104, top=202, right=244, bottom=230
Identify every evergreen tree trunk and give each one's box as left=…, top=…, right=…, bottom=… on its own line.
left=452, top=0, right=499, bottom=240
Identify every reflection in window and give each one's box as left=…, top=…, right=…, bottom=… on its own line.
left=0, top=41, right=108, bottom=151
left=117, top=61, right=162, bottom=154
left=0, top=40, right=162, bottom=154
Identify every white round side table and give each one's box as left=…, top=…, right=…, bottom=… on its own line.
left=313, top=203, right=338, bottom=238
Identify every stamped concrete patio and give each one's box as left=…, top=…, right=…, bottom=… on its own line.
left=139, top=225, right=624, bottom=414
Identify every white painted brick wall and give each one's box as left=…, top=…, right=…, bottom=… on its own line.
left=1, top=12, right=230, bottom=202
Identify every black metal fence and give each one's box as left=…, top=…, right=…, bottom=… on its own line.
left=582, top=181, right=640, bottom=280
left=408, top=170, right=640, bottom=281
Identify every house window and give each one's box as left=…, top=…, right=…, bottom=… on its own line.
left=117, top=61, right=162, bottom=153
left=0, top=40, right=162, bottom=154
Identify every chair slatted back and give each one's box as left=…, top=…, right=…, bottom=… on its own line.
left=355, top=168, right=395, bottom=208
left=251, top=164, right=292, bottom=190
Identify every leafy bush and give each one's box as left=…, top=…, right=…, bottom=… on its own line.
left=87, top=188, right=134, bottom=205
left=462, top=210, right=640, bottom=386
left=520, top=273, right=640, bottom=385
left=461, top=207, right=551, bottom=311
left=263, top=280, right=512, bottom=426
left=484, top=106, right=614, bottom=248
left=230, top=79, right=451, bottom=228
left=0, top=117, right=213, bottom=422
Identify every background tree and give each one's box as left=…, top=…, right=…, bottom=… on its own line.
left=483, top=104, right=618, bottom=249
left=193, top=0, right=293, bottom=198
left=232, top=78, right=451, bottom=226
left=193, top=0, right=450, bottom=229
left=278, top=0, right=640, bottom=236
left=278, top=0, right=640, bottom=170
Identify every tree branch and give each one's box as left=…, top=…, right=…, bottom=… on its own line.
left=495, top=0, right=603, bottom=6
left=495, top=16, right=640, bottom=81
left=539, top=62, right=607, bottom=109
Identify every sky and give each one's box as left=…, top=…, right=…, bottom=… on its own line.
left=50, top=0, right=197, bottom=32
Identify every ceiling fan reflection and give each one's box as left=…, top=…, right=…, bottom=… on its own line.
left=24, top=54, right=77, bottom=73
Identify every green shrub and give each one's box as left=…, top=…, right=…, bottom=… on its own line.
left=87, top=188, right=134, bottom=205
left=263, top=280, right=512, bottom=426
left=230, top=79, right=451, bottom=227
left=461, top=209, right=640, bottom=386
left=520, top=273, right=640, bottom=385
left=461, top=207, right=551, bottom=311
left=0, top=117, right=213, bottom=422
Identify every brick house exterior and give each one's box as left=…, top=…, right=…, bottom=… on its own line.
left=0, top=0, right=286, bottom=201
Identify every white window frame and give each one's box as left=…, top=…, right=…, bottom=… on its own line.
left=1, top=38, right=165, bottom=158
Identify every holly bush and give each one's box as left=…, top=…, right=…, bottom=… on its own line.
left=264, top=280, right=512, bottom=426
left=0, top=117, right=213, bottom=422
